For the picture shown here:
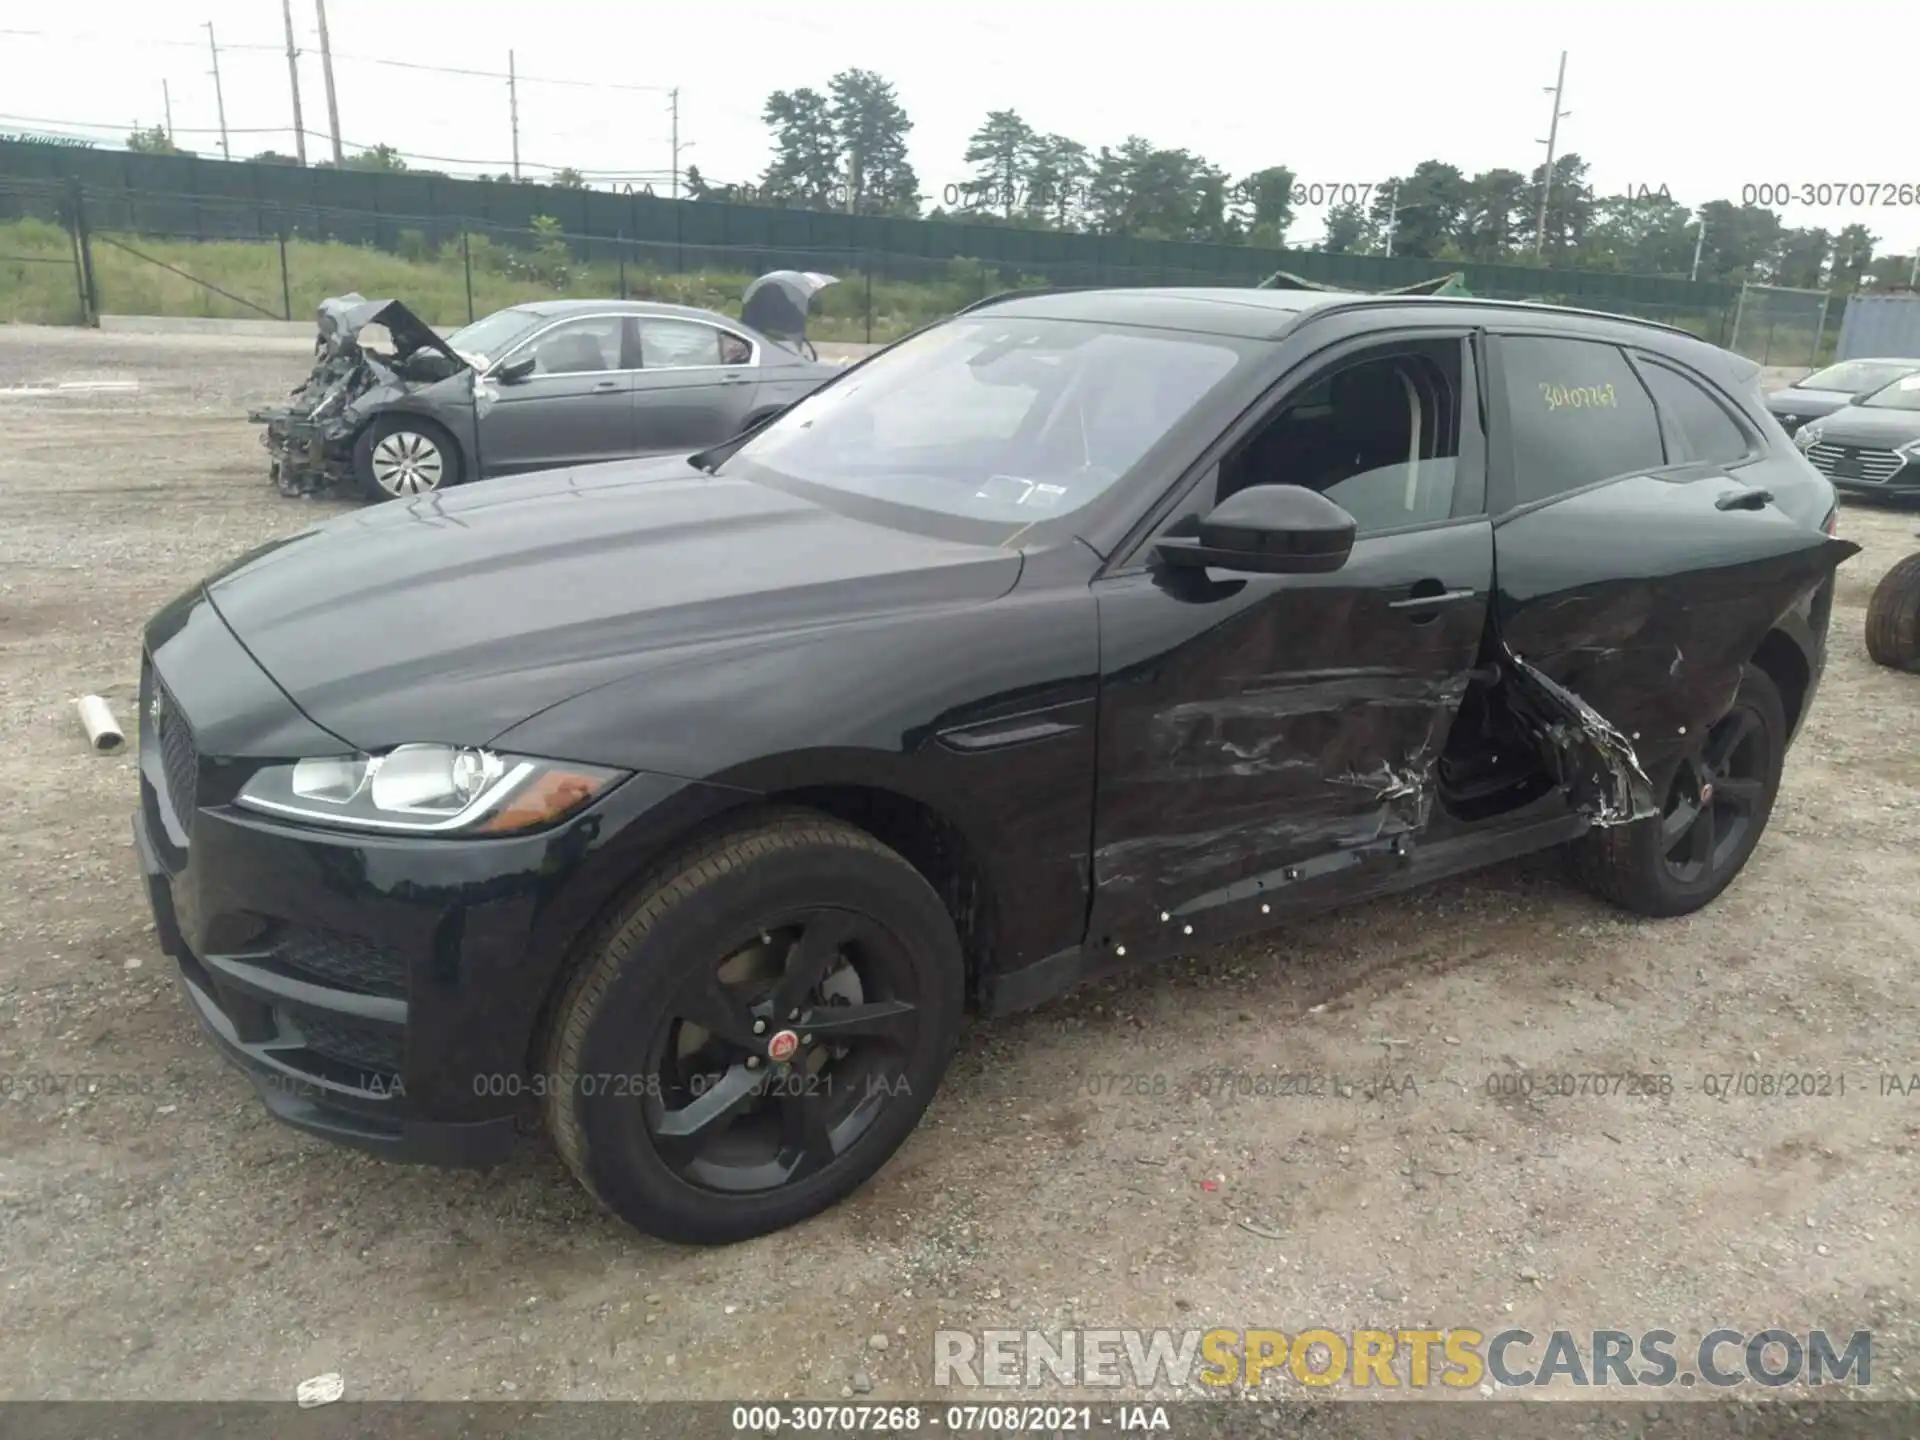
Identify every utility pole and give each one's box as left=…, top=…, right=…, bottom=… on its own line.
left=1384, top=178, right=1400, bottom=258
left=162, top=80, right=173, bottom=141
left=1690, top=215, right=1707, bottom=282
left=205, top=23, right=230, bottom=161
left=847, top=141, right=860, bottom=215
left=508, top=50, right=520, bottom=180
left=668, top=88, right=679, bottom=199
left=280, top=0, right=307, bottom=164
left=1533, top=49, right=1569, bottom=260
left=314, top=0, right=344, bottom=164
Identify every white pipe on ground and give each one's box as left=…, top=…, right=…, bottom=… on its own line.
left=77, top=695, right=124, bottom=751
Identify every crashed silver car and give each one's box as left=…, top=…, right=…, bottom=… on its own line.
left=249, top=272, right=844, bottom=500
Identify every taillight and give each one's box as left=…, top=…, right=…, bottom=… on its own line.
left=1822, top=507, right=1839, bottom=536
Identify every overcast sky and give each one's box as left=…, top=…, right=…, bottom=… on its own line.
left=4, top=0, right=1917, bottom=258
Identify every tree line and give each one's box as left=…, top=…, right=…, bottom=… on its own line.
left=124, top=70, right=1915, bottom=293
left=681, top=74, right=1908, bottom=292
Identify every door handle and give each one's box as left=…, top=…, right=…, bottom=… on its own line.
left=1388, top=586, right=1478, bottom=610
left=591, top=379, right=622, bottom=392
left=1714, top=485, right=1774, bottom=511
left=718, top=372, right=752, bottom=385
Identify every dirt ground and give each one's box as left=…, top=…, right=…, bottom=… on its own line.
left=1, top=325, right=1917, bottom=1407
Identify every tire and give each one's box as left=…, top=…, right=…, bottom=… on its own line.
left=1865, top=552, right=1920, bottom=671
left=352, top=415, right=463, bottom=502
left=1569, top=662, right=1786, bottom=918
left=541, top=808, right=965, bottom=1245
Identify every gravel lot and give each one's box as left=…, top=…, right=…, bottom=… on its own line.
left=1, top=325, right=1917, bottom=1408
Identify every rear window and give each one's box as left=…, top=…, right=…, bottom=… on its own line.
left=1637, top=360, right=1750, bottom=465
left=1499, top=337, right=1666, bottom=507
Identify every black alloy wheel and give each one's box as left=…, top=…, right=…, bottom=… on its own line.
left=543, top=810, right=963, bottom=1244
left=1656, top=701, right=1770, bottom=886
left=1570, top=662, right=1786, bottom=918
left=644, top=908, right=922, bottom=1194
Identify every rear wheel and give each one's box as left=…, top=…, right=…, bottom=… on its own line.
left=1569, top=663, right=1785, bottom=917
left=1865, top=552, right=1920, bottom=671
left=353, top=416, right=462, bottom=502
left=542, top=809, right=964, bottom=1245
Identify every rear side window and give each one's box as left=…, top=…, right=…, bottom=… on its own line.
left=1637, top=360, right=1750, bottom=465
left=1499, top=337, right=1665, bottom=506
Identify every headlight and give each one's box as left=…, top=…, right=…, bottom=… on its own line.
left=1794, top=425, right=1821, bottom=451
left=235, top=744, right=625, bottom=835
left=1896, top=438, right=1920, bottom=461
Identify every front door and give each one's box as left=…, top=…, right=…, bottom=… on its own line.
left=1088, top=333, right=1493, bottom=947
left=631, top=317, right=763, bottom=454
left=476, top=314, right=637, bottom=476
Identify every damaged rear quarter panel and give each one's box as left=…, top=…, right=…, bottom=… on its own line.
left=1492, top=473, right=1858, bottom=780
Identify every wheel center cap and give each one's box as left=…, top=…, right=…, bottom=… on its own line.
left=766, top=1029, right=800, bottom=1063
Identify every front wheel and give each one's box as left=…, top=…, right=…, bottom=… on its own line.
left=353, top=416, right=462, bottom=502
left=542, top=809, right=964, bottom=1244
left=1569, top=663, right=1786, bottom=917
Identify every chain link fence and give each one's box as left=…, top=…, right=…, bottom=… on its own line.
left=1727, top=282, right=1834, bottom=368
left=3, top=177, right=1746, bottom=346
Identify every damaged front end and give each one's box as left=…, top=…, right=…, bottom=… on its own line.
left=247, top=295, right=467, bottom=496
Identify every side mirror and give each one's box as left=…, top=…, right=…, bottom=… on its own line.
left=493, top=354, right=537, bottom=384
left=1155, top=484, right=1357, bottom=575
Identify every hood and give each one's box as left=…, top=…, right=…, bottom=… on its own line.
left=1767, top=387, right=1854, bottom=419
left=1801, top=404, right=1920, bottom=446
left=315, top=294, right=465, bottom=369
left=202, top=457, right=1021, bottom=750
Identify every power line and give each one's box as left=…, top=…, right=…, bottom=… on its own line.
left=0, top=27, right=673, bottom=91
left=0, top=110, right=687, bottom=179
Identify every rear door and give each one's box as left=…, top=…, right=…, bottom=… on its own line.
left=631, top=317, right=763, bottom=453
left=1086, top=327, right=1494, bottom=944
left=1485, top=330, right=1854, bottom=785
left=475, top=314, right=637, bottom=475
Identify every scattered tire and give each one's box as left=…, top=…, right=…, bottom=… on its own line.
left=353, top=415, right=463, bottom=502
left=1865, top=552, right=1920, bottom=672
left=1569, top=662, right=1785, bottom=918
left=541, top=808, right=965, bottom=1245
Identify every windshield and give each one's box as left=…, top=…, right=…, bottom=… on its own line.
left=444, top=308, right=546, bottom=366
left=1859, top=373, right=1920, bottom=411
left=1798, top=359, right=1920, bottom=394
left=722, top=316, right=1246, bottom=532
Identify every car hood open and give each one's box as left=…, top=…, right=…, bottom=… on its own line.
left=314, top=294, right=465, bottom=369
left=202, top=457, right=1022, bottom=751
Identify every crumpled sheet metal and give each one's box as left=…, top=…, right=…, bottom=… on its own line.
left=1099, top=666, right=1464, bottom=896
left=1502, top=646, right=1658, bottom=826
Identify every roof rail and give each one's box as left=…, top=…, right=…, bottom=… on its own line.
left=1321, top=292, right=1703, bottom=341
left=954, top=285, right=1112, bottom=315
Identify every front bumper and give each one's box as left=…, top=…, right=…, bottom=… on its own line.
left=135, top=590, right=751, bottom=1166
left=1804, top=443, right=1920, bottom=496
left=251, top=411, right=355, bottom=490
left=134, top=806, right=521, bottom=1165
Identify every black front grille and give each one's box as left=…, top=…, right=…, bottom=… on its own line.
left=299, top=1013, right=405, bottom=1077
left=277, top=926, right=409, bottom=999
left=155, top=676, right=199, bottom=828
